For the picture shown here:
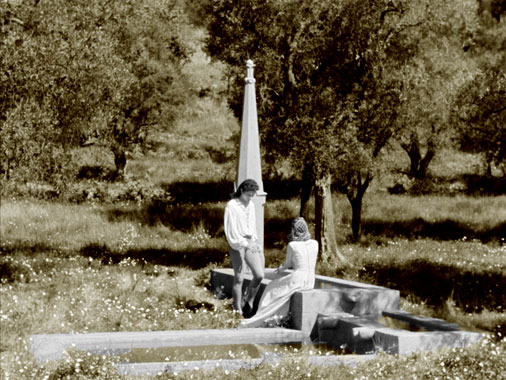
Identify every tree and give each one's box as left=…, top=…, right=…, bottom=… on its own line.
left=0, top=0, right=191, bottom=183
left=394, top=0, right=480, bottom=180
left=452, top=8, right=506, bottom=176
left=92, top=0, right=192, bottom=179
left=204, top=0, right=417, bottom=261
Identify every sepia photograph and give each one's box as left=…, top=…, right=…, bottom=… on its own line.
left=1, top=0, right=505, bottom=378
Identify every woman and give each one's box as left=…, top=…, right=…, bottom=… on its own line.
left=224, top=179, right=265, bottom=317
left=239, top=217, right=318, bottom=328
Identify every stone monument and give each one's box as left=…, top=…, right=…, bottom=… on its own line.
left=236, top=59, right=267, bottom=253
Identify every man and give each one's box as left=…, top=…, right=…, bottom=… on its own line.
left=224, top=179, right=264, bottom=317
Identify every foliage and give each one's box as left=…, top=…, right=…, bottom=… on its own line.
left=204, top=0, right=416, bottom=255
left=452, top=6, right=506, bottom=175
left=205, top=0, right=404, bottom=173
left=0, top=98, right=75, bottom=188
left=393, top=0, right=480, bottom=179
left=0, top=0, right=192, bottom=183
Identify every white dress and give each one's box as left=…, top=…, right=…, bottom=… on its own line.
left=239, top=239, right=318, bottom=328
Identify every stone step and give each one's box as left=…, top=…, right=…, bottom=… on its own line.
left=382, top=309, right=460, bottom=331
left=30, top=327, right=307, bottom=362
left=314, top=314, right=483, bottom=355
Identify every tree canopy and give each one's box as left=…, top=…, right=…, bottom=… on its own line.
left=452, top=8, right=506, bottom=175
left=393, top=0, right=480, bottom=179
left=1, top=0, right=192, bottom=183
left=205, top=0, right=421, bottom=257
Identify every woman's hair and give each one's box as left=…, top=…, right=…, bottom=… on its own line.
left=288, top=217, right=311, bottom=242
left=232, top=179, right=259, bottom=198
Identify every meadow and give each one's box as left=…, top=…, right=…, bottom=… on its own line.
left=1, top=72, right=506, bottom=379
left=1, top=190, right=505, bottom=379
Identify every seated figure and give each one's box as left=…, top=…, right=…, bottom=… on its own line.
left=239, top=217, right=318, bottom=328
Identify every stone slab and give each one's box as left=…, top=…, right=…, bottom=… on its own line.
left=115, top=353, right=377, bottom=375
left=30, top=328, right=307, bottom=362
left=115, top=357, right=270, bottom=375
left=313, top=273, right=394, bottom=291
left=210, top=268, right=397, bottom=297
left=314, top=314, right=483, bottom=355
left=307, top=353, right=376, bottom=367
left=374, top=328, right=483, bottom=355
left=291, top=288, right=400, bottom=333
left=382, top=309, right=460, bottom=331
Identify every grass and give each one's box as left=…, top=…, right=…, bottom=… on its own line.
left=1, top=195, right=505, bottom=379
left=0, top=200, right=227, bottom=254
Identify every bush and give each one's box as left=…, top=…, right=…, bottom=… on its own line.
left=63, top=180, right=173, bottom=205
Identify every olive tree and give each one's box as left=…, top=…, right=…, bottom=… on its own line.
left=204, top=0, right=417, bottom=262
left=453, top=7, right=506, bottom=176
left=1, top=0, right=191, bottom=183
left=394, top=0, right=480, bottom=180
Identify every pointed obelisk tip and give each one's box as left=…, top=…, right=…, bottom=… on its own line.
left=245, top=60, right=255, bottom=83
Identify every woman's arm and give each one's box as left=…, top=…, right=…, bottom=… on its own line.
left=276, top=243, right=294, bottom=272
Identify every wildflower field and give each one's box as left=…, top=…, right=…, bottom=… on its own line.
left=1, top=194, right=505, bottom=379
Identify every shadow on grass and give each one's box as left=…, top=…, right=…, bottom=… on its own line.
left=104, top=197, right=297, bottom=249
left=159, top=178, right=303, bottom=204
left=79, top=243, right=226, bottom=270
left=463, top=174, right=506, bottom=195
left=117, top=178, right=505, bottom=242
left=0, top=242, right=69, bottom=283
left=146, top=203, right=226, bottom=236
left=362, top=219, right=506, bottom=243
left=104, top=198, right=505, bottom=245
left=0, top=241, right=57, bottom=257
left=359, top=259, right=506, bottom=313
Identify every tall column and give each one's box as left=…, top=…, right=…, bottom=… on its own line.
left=236, top=60, right=267, bottom=252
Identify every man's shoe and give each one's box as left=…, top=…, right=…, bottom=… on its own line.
left=242, top=302, right=253, bottom=318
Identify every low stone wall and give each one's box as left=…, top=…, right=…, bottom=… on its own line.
left=30, top=328, right=307, bottom=362
left=210, top=268, right=400, bottom=333
left=315, top=314, right=483, bottom=355
left=210, top=268, right=484, bottom=356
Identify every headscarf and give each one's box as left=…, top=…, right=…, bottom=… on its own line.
left=288, top=217, right=311, bottom=242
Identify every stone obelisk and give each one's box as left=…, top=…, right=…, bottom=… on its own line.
left=236, top=59, right=267, bottom=256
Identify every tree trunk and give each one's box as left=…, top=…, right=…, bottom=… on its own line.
left=401, top=135, right=435, bottom=179
left=314, top=172, right=348, bottom=266
left=486, top=161, right=492, bottom=177
left=299, top=164, right=313, bottom=220
left=350, top=197, right=362, bottom=242
left=416, top=138, right=435, bottom=179
left=401, top=136, right=421, bottom=177
left=346, top=171, right=371, bottom=242
left=112, top=145, right=127, bottom=181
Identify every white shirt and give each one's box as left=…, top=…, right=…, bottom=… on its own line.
left=224, top=198, right=257, bottom=251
